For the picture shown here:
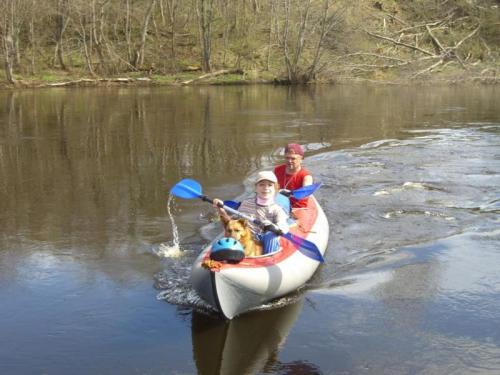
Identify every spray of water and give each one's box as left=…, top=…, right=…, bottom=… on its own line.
left=154, top=195, right=184, bottom=258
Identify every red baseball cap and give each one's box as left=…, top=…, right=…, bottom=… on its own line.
left=285, top=143, right=304, bottom=157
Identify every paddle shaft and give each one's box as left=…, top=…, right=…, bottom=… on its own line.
left=170, top=178, right=324, bottom=262
left=200, top=195, right=282, bottom=235
left=280, top=182, right=320, bottom=199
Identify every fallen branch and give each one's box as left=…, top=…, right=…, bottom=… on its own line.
left=44, top=79, right=95, bottom=87
left=426, top=25, right=446, bottom=54
left=337, top=52, right=406, bottom=62
left=384, top=12, right=408, bottom=26
left=394, top=31, right=428, bottom=40
left=412, top=59, right=444, bottom=78
left=453, top=25, right=480, bottom=50
left=342, top=55, right=437, bottom=70
left=392, top=17, right=451, bottom=36
left=365, top=30, right=436, bottom=56
left=181, top=69, right=244, bottom=85
left=39, top=77, right=151, bottom=87
left=343, top=61, right=410, bottom=69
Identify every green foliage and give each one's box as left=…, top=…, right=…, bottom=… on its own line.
left=39, top=73, right=66, bottom=83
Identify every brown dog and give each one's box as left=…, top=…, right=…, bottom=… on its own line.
left=222, top=217, right=263, bottom=257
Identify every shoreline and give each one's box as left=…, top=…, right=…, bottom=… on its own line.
left=1, top=70, right=498, bottom=90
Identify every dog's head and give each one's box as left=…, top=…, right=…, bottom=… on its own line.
left=224, top=218, right=249, bottom=241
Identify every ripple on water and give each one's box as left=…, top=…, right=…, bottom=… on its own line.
left=381, top=209, right=456, bottom=221
left=159, top=126, right=500, bottom=327
left=154, top=262, right=217, bottom=314
left=373, top=181, right=448, bottom=196
left=314, top=126, right=499, bottom=285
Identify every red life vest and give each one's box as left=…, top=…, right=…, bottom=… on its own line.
left=274, top=164, right=311, bottom=208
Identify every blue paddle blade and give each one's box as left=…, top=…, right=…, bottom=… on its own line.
left=283, top=232, right=324, bottom=263
left=223, top=200, right=241, bottom=210
left=170, top=179, right=203, bottom=199
left=290, top=183, right=322, bottom=199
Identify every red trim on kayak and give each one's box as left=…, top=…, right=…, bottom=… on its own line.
left=203, top=197, right=318, bottom=269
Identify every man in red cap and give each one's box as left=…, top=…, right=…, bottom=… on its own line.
left=274, top=143, right=313, bottom=209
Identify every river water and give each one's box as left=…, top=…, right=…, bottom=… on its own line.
left=0, top=85, right=499, bottom=374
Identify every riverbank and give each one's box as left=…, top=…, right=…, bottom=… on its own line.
left=0, top=69, right=271, bottom=90
left=1, top=63, right=498, bottom=90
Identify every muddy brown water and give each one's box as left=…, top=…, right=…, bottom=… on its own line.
left=1, top=85, right=499, bottom=374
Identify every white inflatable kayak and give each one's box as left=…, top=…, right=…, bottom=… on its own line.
left=190, top=196, right=329, bottom=319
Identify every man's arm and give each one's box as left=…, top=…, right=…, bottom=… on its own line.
left=303, top=174, right=313, bottom=186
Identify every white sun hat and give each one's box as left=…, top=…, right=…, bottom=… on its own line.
left=255, top=171, right=278, bottom=184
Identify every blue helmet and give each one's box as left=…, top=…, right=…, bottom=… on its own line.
left=210, top=237, right=245, bottom=263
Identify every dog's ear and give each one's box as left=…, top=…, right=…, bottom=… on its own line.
left=238, top=218, right=248, bottom=227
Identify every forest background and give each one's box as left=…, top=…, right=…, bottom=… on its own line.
left=0, top=0, right=499, bottom=87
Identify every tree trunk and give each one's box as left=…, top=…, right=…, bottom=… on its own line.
left=132, top=0, right=157, bottom=68
left=3, top=35, right=16, bottom=84
left=8, top=0, right=21, bottom=70
left=54, top=0, right=68, bottom=71
left=196, top=0, right=213, bottom=73
left=281, top=0, right=292, bottom=81
left=266, top=0, right=277, bottom=71
left=79, top=18, right=95, bottom=76
left=91, top=0, right=111, bottom=74
left=305, top=0, right=333, bottom=81
left=30, top=0, right=36, bottom=75
left=291, top=0, right=311, bottom=74
left=166, top=0, right=178, bottom=69
left=2, top=1, right=16, bottom=84
left=220, top=0, right=229, bottom=67
left=125, top=0, right=132, bottom=63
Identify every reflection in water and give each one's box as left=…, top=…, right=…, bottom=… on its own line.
left=1, top=85, right=500, bottom=374
left=1, top=85, right=498, bottom=250
left=192, top=299, right=321, bottom=375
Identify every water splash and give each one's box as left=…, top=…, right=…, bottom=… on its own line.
left=155, top=267, right=217, bottom=314
left=167, top=195, right=180, bottom=246
left=154, top=195, right=184, bottom=258
left=154, top=243, right=185, bottom=258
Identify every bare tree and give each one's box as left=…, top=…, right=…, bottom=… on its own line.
left=132, top=0, right=157, bottom=68
left=304, top=0, right=343, bottom=81
left=0, top=0, right=496, bottom=83
left=0, top=0, right=17, bottom=84
left=74, top=2, right=96, bottom=76
left=196, top=0, right=214, bottom=72
left=29, top=0, right=36, bottom=74
left=266, top=0, right=278, bottom=71
left=53, top=0, right=69, bottom=70
left=164, top=0, right=179, bottom=68
left=277, top=0, right=341, bottom=83
left=125, top=0, right=132, bottom=63
left=90, top=0, right=112, bottom=74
